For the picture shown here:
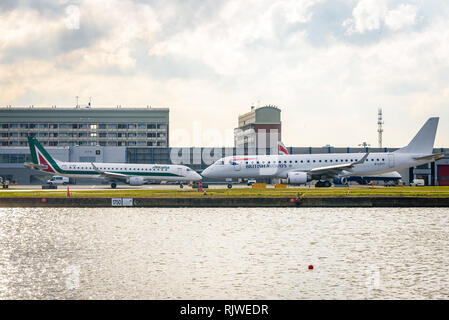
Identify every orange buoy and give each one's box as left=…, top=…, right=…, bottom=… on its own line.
left=67, top=185, right=71, bottom=197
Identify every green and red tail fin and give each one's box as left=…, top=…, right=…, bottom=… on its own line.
left=27, top=136, right=62, bottom=173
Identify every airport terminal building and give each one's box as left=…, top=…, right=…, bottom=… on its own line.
left=0, top=106, right=169, bottom=147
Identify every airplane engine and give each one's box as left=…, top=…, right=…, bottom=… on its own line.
left=287, top=172, right=310, bottom=185
left=127, top=176, right=145, bottom=186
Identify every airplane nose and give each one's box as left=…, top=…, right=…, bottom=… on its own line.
left=194, top=171, right=202, bottom=181
left=202, top=167, right=211, bottom=178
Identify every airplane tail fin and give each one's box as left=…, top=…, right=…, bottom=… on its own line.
left=26, top=136, right=62, bottom=173
left=395, top=117, right=439, bottom=155
left=278, top=141, right=290, bottom=155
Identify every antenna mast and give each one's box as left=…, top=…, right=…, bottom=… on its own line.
left=377, top=107, right=384, bottom=148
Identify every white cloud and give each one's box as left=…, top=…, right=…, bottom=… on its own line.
left=343, top=0, right=388, bottom=34
left=272, top=0, right=322, bottom=24
left=385, top=4, right=418, bottom=31
left=343, top=0, right=418, bottom=34
left=78, top=0, right=161, bottom=69
left=0, top=9, right=65, bottom=52
left=149, top=0, right=319, bottom=76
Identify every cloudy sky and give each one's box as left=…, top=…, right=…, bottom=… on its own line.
left=1, top=0, right=448, bottom=147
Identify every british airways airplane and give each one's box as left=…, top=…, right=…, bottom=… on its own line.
left=202, top=117, right=444, bottom=188
left=24, top=136, right=201, bottom=188
left=278, top=140, right=402, bottom=185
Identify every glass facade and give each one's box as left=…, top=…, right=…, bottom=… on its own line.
left=0, top=154, right=32, bottom=163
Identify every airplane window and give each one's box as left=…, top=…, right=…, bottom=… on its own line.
left=186, top=169, right=191, bottom=171
left=301, top=160, right=303, bottom=163
left=377, top=159, right=379, bottom=161
left=371, top=159, right=374, bottom=161
left=295, top=160, right=297, bottom=163
left=268, top=161, right=270, bottom=164
left=307, top=160, right=310, bottom=163
left=284, top=161, right=287, bottom=163
left=325, top=160, right=327, bottom=162
left=278, top=161, right=281, bottom=164
left=330, top=160, right=332, bottom=162
left=319, top=160, right=321, bottom=163
left=350, top=159, right=353, bottom=162
left=257, top=161, right=259, bottom=164
left=313, top=160, right=316, bottom=163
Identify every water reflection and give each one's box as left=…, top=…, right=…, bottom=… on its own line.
left=0, top=207, right=448, bottom=299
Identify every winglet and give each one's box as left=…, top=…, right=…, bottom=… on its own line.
left=91, top=162, right=103, bottom=174
left=353, top=153, right=369, bottom=165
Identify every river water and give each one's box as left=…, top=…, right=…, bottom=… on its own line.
left=0, top=207, right=448, bottom=300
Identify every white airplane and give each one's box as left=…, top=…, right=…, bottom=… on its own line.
left=202, top=117, right=445, bottom=188
left=277, top=140, right=402, bottom=185
left=24, top=136, right=201, bottom=188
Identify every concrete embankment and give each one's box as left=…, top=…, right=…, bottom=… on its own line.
left=0, top=197, right=449, bottom=208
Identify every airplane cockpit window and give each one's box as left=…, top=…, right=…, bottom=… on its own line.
left=215, top=159, right=225, bottom=165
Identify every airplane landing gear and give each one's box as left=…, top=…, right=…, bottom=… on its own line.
left=315, top=180, right=331, bottom=188
left=179, top=184, right=184, bottom=189
left=111, top=182, right=117, bottom=189
left=227, top=184, right=233, bottom=189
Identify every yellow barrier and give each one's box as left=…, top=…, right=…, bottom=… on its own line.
left=252, top=183, right=266, bottom=189
left=275, top=184, right=287, bottom=188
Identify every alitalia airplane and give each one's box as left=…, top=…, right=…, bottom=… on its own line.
left=24, top=136, right=201, bottom=188
left=202, top=117, right=445, bottom=188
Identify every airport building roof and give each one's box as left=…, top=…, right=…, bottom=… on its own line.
left=0, top=106, right=169, bottom=123
left=238, top=105, right=281, bottom=127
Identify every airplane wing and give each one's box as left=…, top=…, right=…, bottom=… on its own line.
left=413, top=152, right=445, bottom=162
left=307, top=153, right=369, bottom=177
left=91, top=162, right=129, bottom=182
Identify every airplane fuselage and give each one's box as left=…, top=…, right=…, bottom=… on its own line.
left=45, top=162, right=197, bottom=182
left=202, top=152, right=430, bottom=179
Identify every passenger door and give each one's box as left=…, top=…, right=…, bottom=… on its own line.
left=388, top=154, right=395, bottom=168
